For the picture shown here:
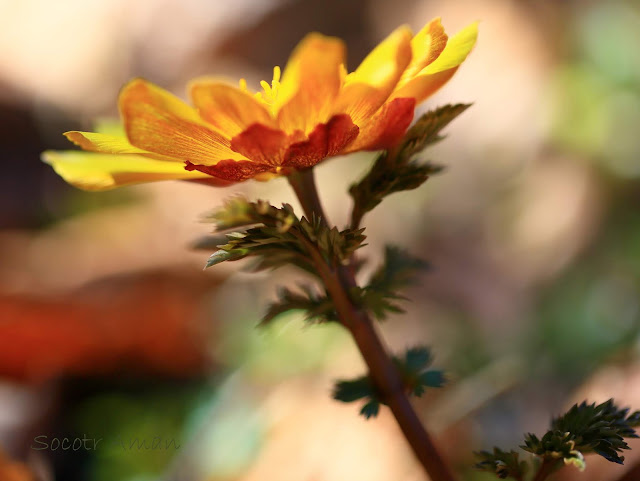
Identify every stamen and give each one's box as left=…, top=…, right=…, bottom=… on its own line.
left=260, top=80, right=272, bottom=96
left=255, top=66, right=282, bottom=114
left=238, top=78, right=248, bottom=92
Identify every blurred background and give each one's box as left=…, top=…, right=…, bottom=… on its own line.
left=1, top=0, right=639, bottom=480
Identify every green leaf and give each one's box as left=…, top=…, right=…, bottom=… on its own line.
left=522, top=399, right=640, bottom=465
left=403, top=345, right=433, bottom=372
left=299, top=217, right=367, bottom=264
left=332, top=376, right=376, bottom=403
left=419, top=370, right=446, bottom=389
left=355, top=288, right=405, bottom=321
left=333, top=379, right=381, bottom=419
left=474, top=448, right=527, bottom=480
left=332, top=345, right=444, bottom=418
left=357, top=246, right=429, bottom=321
left=205, top=249, right=248, bottom=268
left=360, top=401, right=380, bottom=419
left=349, top=158, right=441, bottom=227
left=399, top=103, right=471, bottom=159
left=393, top=346, right=445, bottom=398
left=202, top=200, right=366, bottom=274
left=205, top=196, right=257, bottom=230
left=349, top=104, right=470, bottom=227
left=477, top=399, right=640, bottom=480
left=206, top=197, right=297, bottom=233
left=261, top=285, right=337, bottom=326
left=369, top=246, right=430, bottom=291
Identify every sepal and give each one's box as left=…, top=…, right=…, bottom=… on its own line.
left=261, top=285, right=337, bottom=325
left=203, top=198, right=366, bottom=275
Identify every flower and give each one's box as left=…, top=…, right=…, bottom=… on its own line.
left=42, top=18, right=477, bottom=191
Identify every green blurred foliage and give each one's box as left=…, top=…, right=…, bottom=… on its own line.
left=550, top=2, right=640, bottom=178
left=536, top=203, right=640, bottom=378
left=72, top=387, right=197, bottom=481
left=215, top=294, right=349, bottom=380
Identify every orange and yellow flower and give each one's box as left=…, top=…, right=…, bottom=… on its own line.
left=42, top=18, right=477, bottom=191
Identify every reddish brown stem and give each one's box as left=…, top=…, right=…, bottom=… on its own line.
left=532, top=459, right=561, bottom=481
left=288, top=169, right=457, bottom=481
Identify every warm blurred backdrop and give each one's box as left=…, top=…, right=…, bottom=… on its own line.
left=1, top=0, right=639, bottom=480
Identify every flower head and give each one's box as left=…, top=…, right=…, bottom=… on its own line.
left=43, top=18, right=477, bottom=190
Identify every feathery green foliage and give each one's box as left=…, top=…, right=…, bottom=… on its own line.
left=474, top=448, right=527, bottom=480
left=259, top=246, right=429, bottom=325
left=203, top=198, right=366, bottom=275
left=523, top=399, right=640, bottom=464
left=357, top=246, right=430, bottom=320
left=349, top=104, right=469, bottom=227
left=333, top=346, right=445, bottom=419
left=476, top=399, right=640, bottom=480
left=261, top=285, right=337, bottom=325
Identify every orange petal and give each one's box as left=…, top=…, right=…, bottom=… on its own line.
left=189, top=80, right=276, bottom=137
left=392, top=22, right=477, bottom=103
left=398, top=18, right=448, bottom=85
left=230, top=124, right=289, bottom=166
left=276, top=33, right=346, bottom=134
left=283, top=114, right=359, bottom=168
left=391, top=68, right=460, bottom=104
left=185, top=159, right=275, bottom=182
left=41, top=150, right=226, bottom=191
left=120, top=78, right=245, bottom=165
left=334, top=26, right=412, bottom=127
left=345, top=97, right=415, bottom=152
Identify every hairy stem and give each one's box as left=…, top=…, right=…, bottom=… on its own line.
left=288, top=169, right=457, bottom=481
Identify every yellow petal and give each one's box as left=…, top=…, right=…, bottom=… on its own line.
left=64, top=131, right=150, bottom=155
left=65, top=120, right=179, bottom=161
left=391, top=22, right=477, bottom=103
left=276, top=33, right=346, bottom=134
left=421, top=21, right=478, bottom=75
left=119, top=78, right=245, bottom=165
left=41, top=150, right=217, bottom=191
left=93, top=119, right=127, bottom=137
left=189, top=80, right=276, bottom=137
left=334, top=26, right=412, bottom=126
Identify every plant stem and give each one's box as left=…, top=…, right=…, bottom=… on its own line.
left=532, top=459, right=559, bottom=481
left=288, top=169, right=457, bottom=481
left=350, top=206, right=365, bottom=232
left=288, top=169, right=330, bottom=226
